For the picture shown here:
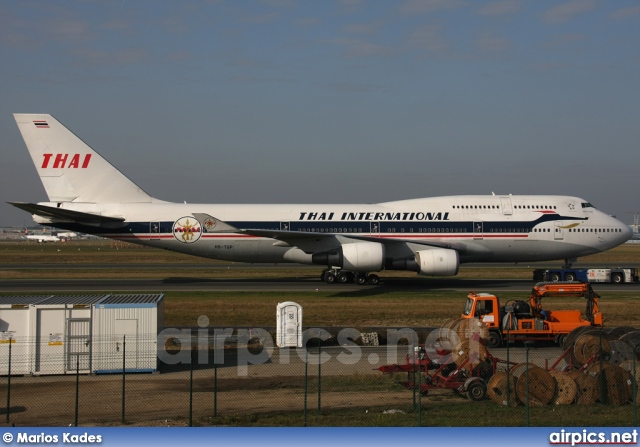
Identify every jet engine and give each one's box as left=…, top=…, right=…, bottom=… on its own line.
left=312, top=242, right=385, bottom=272
left=415, top=248, right=459, bottom=276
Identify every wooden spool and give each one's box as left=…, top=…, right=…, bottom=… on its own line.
left=514, top=365, right=556, bottom=406
left=487, top=371, right=518, bottom=406
left=619, top=360, right=640, bottom=404
left=567, top=370, right=598, bottom=405
left=455, top=318, right=489, bottom=343
left=437, top=319, right=463, bottom=345
left=586, top=363, right=632, bottom=405
left=548, top=370, right=577, bottom=405
left=605, top=326, right=636, bottom=339
left=452, top=339, right=488, bottom=368
left=619, top=331, right=640, bottom=356
left=563, top=326, right=599, bottom=351
left=510, top=363, right=535, bottom=380
left=574, top=334, right=611, bottom=365
left=608, top=340, right=635, bottom=366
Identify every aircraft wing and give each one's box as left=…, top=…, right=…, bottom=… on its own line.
left=194, top=213, right=468, bottom=252
left=8, top=202, right=125, bottom=224
left=237, top=228, right=467, bottom=252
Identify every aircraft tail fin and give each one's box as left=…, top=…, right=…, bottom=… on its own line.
left=13, top=113, right=154, bottom=203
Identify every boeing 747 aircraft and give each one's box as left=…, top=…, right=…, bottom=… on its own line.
left=9, top=114, right=633, bottom=284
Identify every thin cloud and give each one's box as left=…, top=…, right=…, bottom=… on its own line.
left=477, top=0, right=523, bottom=17
left=407, top=24, right=452, bottom=55
left=610, top=5, right=640, bottom=20
left=543, top=0, right=596, bottom=24
left=327, top=82, right=383, bottom=93
left=343, top=21, right=384, bottom=36
left=241, top=12, right=280, bottom=24
left=475, top=32, right=511, bottom=53
left=71, top=47, right=149, bottom=67
left=400, top=0, right=467, bottom=15
left=329, top=37, right=395, bottom=58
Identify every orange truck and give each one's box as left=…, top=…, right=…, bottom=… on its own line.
left=462, top=282, right=602, bottom=348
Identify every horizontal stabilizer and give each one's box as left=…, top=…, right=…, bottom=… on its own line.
left=8, top=202, right=125, bottom=223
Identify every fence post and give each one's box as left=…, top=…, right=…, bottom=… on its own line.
left=121, top=335, right=126, bottom=424
left=5, top=337, right=11, bottom=423
left=416, top=347, right=422, bottom=427
left=304, top=348, right=308, bottom=427
left=75, top=353, right=80, bottom=427
left=599, top=328, right=605, bottom=404
left=634, top=343, right=637, bottom=427
left=506, top=327, right=511, bottom=407
left=317, top=336, right=321, bottom=415
left=189, top=349, right=194, bottom=427
left=525, top=341, right=531, bottom=427
left=411, top=343, right=416, bottom=411
left=213, top=361, right=218, bottom=418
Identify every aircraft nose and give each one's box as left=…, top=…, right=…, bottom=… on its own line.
left=621, top=223, right=633, bottom=242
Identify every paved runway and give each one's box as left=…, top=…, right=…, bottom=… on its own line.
left=1, top=276, right=638, bottom=293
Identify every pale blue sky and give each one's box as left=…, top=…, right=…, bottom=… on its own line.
left=1, top=0, right=638, bottom=226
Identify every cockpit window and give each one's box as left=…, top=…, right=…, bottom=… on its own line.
left=581, top=202, right=596, bottom=209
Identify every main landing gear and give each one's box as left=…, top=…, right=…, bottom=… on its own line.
left=321, top=269, right=380, bottom=285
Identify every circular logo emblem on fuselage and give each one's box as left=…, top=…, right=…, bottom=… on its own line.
left=173, top=217, right=202, bottom=243
left=203, top=217, right=217, bottom=232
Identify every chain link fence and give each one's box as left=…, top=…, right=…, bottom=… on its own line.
left=2, top=326, right=639, bottom=427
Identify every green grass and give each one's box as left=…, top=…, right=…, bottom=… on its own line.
left=192, top=402, right=638, bottom=427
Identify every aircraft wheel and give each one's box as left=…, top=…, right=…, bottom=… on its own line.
left=324, top=272, right=336, bottom=284
left=337, top=272, right=350, bottom=284
left=367, top=274, right=380, bottom=285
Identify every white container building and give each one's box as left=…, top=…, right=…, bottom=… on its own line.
left=0, top=294, right=163, bottom=375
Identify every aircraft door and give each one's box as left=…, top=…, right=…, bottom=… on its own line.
left=500, top=197, right=513, bottom=215
left=370, top=222, right=380, bottom=236
left=554, top=221, right=564, bottom=240
left=280, top=222, right=290, bottom=231
left=150, top=222, right=161, bottom=240
left=474, top=222, right=483, bottom=240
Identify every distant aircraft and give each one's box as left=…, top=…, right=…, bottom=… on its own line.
left=9, top=114, right=633, bottom=284
left=56, top=231, right=78, bottom=240
left=23, top=229, right=60, bottom=243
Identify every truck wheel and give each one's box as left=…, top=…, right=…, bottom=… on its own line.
left=611, top=273, right=623, bottom=284
left=467, top=380, right=487, bottom=401
left=488, top=331, right=503, bottom=348
left=565, top=273, right=576, bottom=282
left=550, top=273, right=561, bottom=282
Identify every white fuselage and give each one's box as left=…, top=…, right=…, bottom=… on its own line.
left=36, top=194, right=632, bottom=268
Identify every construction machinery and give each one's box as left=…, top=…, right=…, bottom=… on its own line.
left=377, top=320, right=504, bottom=400
left=462, top=282, right=603, bottom=348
